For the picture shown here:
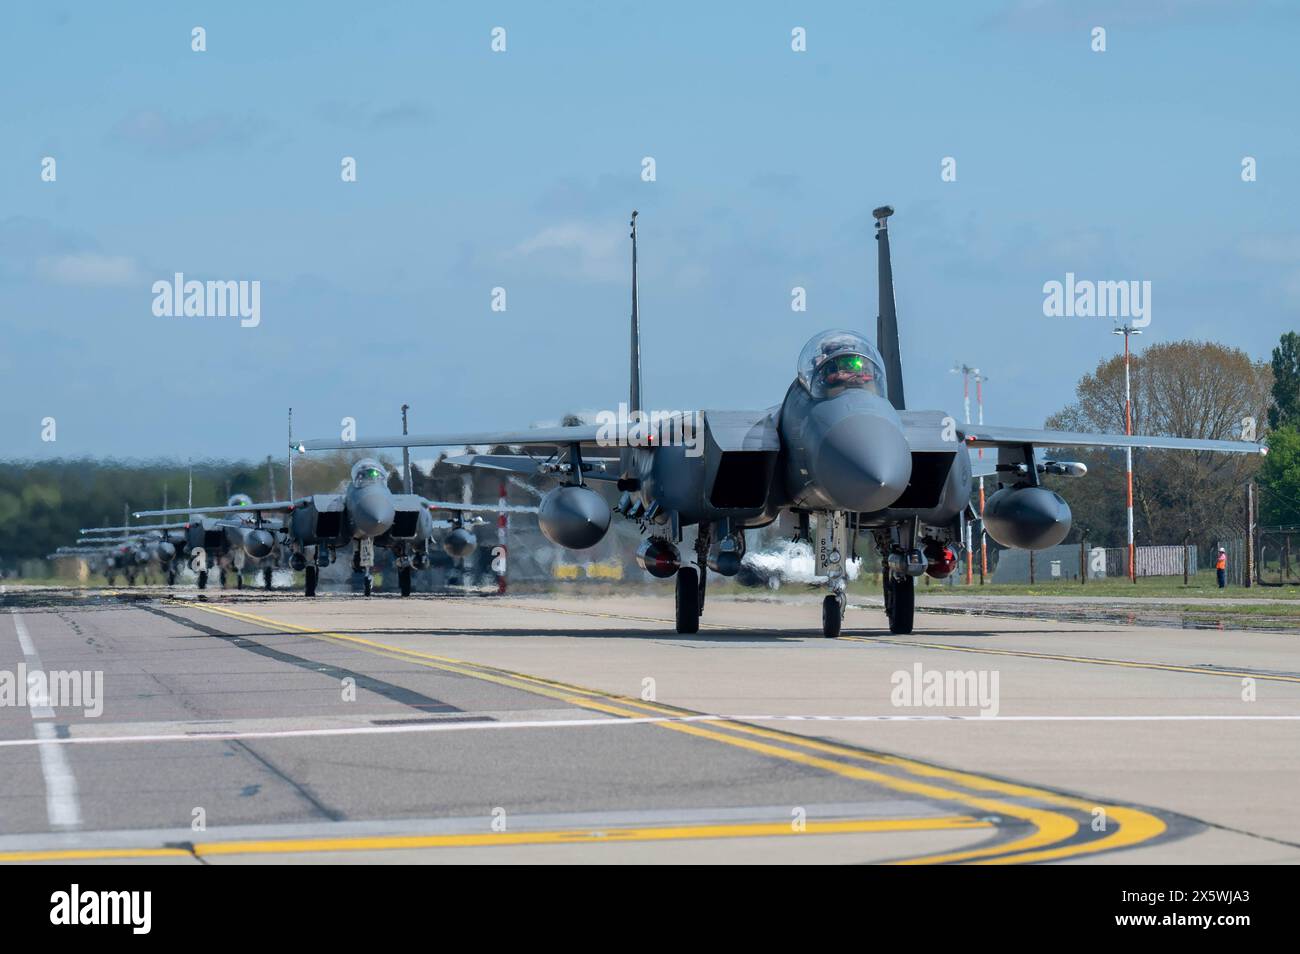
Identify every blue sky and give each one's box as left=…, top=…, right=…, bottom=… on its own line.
left=2, top=0, right=1298, bottom=460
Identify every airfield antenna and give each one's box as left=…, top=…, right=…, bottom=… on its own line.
left=187, top=459, right=193, bottom=509
left=629, top=210, right=641, bottom=414
left=1113, top=323, right=1142, bottom=584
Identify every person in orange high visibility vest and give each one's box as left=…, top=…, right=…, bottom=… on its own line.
left=1215, top=548, right=1227, bottom=588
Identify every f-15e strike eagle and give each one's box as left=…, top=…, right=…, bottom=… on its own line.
left=298, top=207, right=1266, bottom=637
left=136, top=462, right=534, bottom=596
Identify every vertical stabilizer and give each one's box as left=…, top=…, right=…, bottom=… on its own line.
left=874, top=205, right=906, bottom=411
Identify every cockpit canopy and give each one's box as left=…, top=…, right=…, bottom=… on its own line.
left=227, top=494, right=253, bottom=507
left=351, top=459, right=388, bottom=487
left=796, top=330, right=887, bottom=399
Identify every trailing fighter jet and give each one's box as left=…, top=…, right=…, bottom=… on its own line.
left=78, top=523, right=188, bottom=584
left=298, top=207, right=1267, bottom=636
left=132, top=494, right=289, bottom=590
left=137, top=461, right=535, bottom=596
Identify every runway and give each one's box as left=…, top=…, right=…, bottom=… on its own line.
left=1, top=587, right=1297, bottom=864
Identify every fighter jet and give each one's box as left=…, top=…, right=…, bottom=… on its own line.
left=138, top=460, right=535, bottom=596
left=54, top=529, right=176, bottom=586
left=298, top=207, right=1267, bottom=637
left=132, top=494, right=289, bottom=590
left=78, top=523, right=188, bottom=584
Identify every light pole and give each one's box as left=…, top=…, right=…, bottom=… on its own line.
left=1113, top=324, right=1142, bottom=583
left=952, top=362, right=986, bottom=585
left=975, top=370, right=988, bottom=582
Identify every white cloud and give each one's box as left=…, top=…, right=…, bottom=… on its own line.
left=513, top=222, right=623, bottom=282
left=36, top=253, right=142, bottom=287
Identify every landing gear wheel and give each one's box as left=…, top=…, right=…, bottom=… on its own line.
left=197, top=570, right=208, bottom=590
left=263, top=567, right=273, bottom=590
left=887, top=575, right=915, bottom=635
left=167, top=570, right=176, bottom=586
left=675, top=566, right=700, bottom=634
left=305, top=566, right=318, bottom=597
left=235, top=573, right=243, bottom=590
left=822, top=594, right=842, bottom=638
left=219, top=569, right=228, bottom=589
left=363, top=574, right=373, bottom=597
left=399, top=567, right=412, bottom=597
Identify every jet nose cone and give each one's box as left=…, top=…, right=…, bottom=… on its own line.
left=353, top=491, right=395, bottom=537
left=243, top=529, right=275, bottom=560
left=815, top=413, right=912, bottom=512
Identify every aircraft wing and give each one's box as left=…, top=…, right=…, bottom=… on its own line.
left=133, top=501, right=296, bottom=518
left=444, top=453, right=622, bottom=481
left=960, top=425, right=1267, bottom=455
left=424, top=499, right=541, bottom=515
left=298, top=424, right=605, bottom=453
left=81, top=523, right=187, bottom=534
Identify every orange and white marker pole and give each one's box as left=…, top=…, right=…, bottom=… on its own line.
left=497, top=480, right=508, bottom=595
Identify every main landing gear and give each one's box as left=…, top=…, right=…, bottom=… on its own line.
left=305, top=565, right=318, bottom=597
left=263, top=566, right=273, bottom=590
left=883, top=573, right=915, bottom=635
left=675, top=566, right=699, bottom=634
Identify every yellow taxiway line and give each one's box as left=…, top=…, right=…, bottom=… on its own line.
left=0, top=815, right=989, bottom=863
left=128, top=600, right=1170, bottom=864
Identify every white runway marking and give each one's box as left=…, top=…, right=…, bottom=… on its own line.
left=10, top=610, right=82, bottom=829
left=0, top=712, right=1297, bottom=750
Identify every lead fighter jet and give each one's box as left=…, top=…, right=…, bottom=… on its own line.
left=299, top=207, right=1266, bottom=636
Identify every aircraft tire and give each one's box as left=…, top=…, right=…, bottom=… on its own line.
left=822, top=594, right=842, bottom=638
left=305, top=566, right=318, bottom=597
left=167, top=570, right=176, bottom=586
left=399, top=567, right=412, bottom=597
left=363, top=575, right=372, bottom=597
left=675, top=567, right=700, bottom=634
left=263, top=567, right=273, bottom=590
left=197, top=571, right=208, bottom=590
left=889, top=576, right=915, bottom=635
left=235, top=573, right=243, bottom=590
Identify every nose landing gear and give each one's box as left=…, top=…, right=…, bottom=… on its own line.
left=822, top=592, right=845, bottom=638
